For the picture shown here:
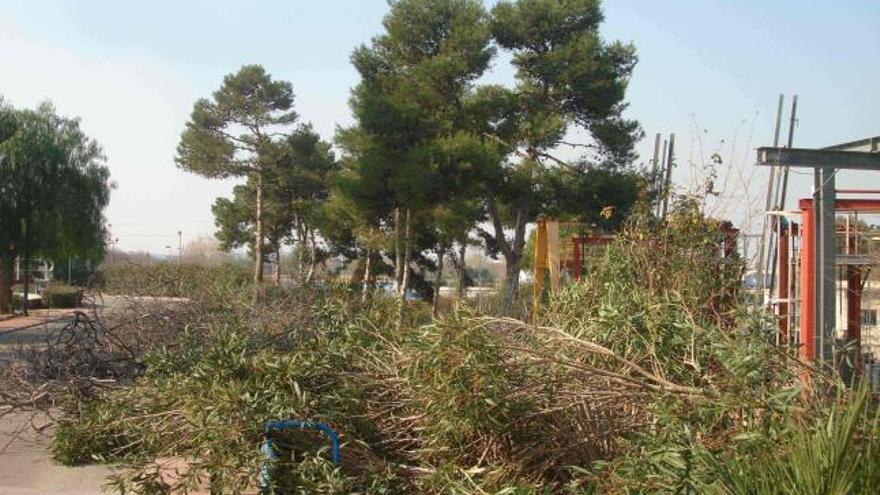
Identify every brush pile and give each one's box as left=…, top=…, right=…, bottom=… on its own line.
left=19, top=206, right=878, bottom=494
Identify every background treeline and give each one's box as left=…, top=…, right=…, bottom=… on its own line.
left=177, top=0, right=648, bottom=316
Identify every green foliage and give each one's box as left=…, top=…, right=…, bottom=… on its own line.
left=176, top=64, right=300, bottom=283
left=54, top=210, right=880, bottom=493
left=176, top=65, right=297, bottom=180
left=708, top=388, right=880, bottom=495
left=42, top=284, right=82, bottom=308
left=0, top=101, right=112, bottom=314
left=490, top=0, right=641, bottom=163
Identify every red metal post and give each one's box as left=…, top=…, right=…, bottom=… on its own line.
left=799, top=199, right=815, bottom=361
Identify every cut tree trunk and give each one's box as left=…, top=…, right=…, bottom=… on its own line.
left=432, top=247, right=445, bottom=318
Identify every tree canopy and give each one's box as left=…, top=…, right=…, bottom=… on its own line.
left=176, top=65, right=299, bottom=286
left=0, top=101, right=112, bottom=313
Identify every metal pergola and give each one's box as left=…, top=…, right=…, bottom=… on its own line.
left=757, top=136, right=880, bottom=365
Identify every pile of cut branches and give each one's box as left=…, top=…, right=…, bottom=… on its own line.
left=5, top=207, right=876, bottom=494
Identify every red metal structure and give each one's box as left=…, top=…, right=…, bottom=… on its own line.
left=796, top=198, right=880, bottom=365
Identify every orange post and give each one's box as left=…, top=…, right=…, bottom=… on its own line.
left=799, top=199, right=815, bottom=361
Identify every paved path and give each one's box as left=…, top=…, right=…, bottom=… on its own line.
left=1, top=306, right=109, bottom=493
left=0, top=308, right=80, bottom=332
left=0, top=411, right=113, bottom=495
left=0, top=296, right=202, bottom=494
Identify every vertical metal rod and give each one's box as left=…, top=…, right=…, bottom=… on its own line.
left=779, top=95, right=798, bottom=209
left=768, top=97, right=798, bottom=298
left=656, top=139, right=668, bottom=217
left=758, top=95, right=786, bottom=303
left=778, top=220, right=790, bottom=345
left=661, top=134, right=675, bottom=219
left=650, top=133, right=661, bottom=213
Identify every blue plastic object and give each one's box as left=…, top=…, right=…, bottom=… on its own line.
left=260, top=420, right=341, bottom=491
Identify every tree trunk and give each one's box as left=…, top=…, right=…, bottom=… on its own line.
left=274, top=246, right=282, bottom=286
left=501, top=251, right=521, bottom=317
left=21, top=254, right=29, bottom=316
left=394, top=207, right=403, bottom=295
left=0, top=257, right=11, bottom=315
left=400, top=208, right=412, bottom=301
left=295, top=224, right=306, bottom=282
left=361, top=246, right=372, bottom=304
left=253, top=171, right=265, bottom=287
left=432, top=247, right=446, bottom=318
left=305, top=228, right=317, bottom=284
left=397, top=208, right=412, bottom=329
left=487, top=198, right=528, bottom=318
left=456, top=241, right=467, bottom=299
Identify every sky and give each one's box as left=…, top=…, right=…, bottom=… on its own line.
left=1, top=0, right=878, bottom=254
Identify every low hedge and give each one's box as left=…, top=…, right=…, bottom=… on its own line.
left=11, top=292, right=42, bottom=310
left=43, top=285, right=82, bottom=308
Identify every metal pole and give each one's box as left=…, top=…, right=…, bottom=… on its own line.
left=177, top=230, right=182, bottom=268
left=651, top=133, right=661, bottom=212
left=656, top=139, right=668, bottom=217
left=778, top=222, right=790, bottom=345
left=758, top=95, right=785, bottom=304
left=768, top=96, right=799, bottom=299
left=661, top=134, right=675, bottom=219
left=779, top=95, right=798, bottom=208
left=818, top=168, right=836, bottom=364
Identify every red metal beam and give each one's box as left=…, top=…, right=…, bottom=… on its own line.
left=799, top=198, right=880, bottom=212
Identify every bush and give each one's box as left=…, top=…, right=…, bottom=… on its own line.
left=42, top=285, right=81, bottom=308
left=11, top=291, right=41, bottom=310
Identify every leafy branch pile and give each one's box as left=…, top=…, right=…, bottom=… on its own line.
left=45, top=208, right=879, bottom=494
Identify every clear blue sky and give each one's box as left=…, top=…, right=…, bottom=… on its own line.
left=2, top=0, right=878, bottom=252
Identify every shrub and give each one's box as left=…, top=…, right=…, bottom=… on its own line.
left=42, top=285, right=81, bottom=308
left=11, top=291, right=41, bottom=310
